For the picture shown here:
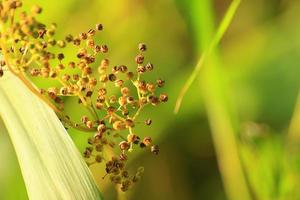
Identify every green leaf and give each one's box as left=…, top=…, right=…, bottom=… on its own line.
left=0, top=72, right=102, bottom=200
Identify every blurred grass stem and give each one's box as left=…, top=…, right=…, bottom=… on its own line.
left=174, top=0, right=241, bottom=114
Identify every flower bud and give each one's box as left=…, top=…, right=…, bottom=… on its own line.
left=119, top=141, right=130, bottom=151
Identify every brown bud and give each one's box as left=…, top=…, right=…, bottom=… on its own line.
left=83, top=66, right=92, bottom=75
left=65, top=34, right=74, bottom=42
left=97, top=95, right=106, bottom=103
left=100, top=45, right=108, bottom=53
left=151, top=145, right=159, bottom=155
left=143, top=137, right=152, bottom=146
left=57, top=53, right=65, bottom=61
left=127, top=96, right=135, bottom=104
left=95, top=45, right=101, bottom=53
left=114, top=79, right=124, bottom=87
left=62, top=74, right=70, bottom=81
left=157, top=79, right=165, bottom=87
left=60, top=87, right=68, bottom=95
left=97, top=124, right=106, bottom=133
left=98, top=88, right=107, bottom=96
left=83, top=149, right=92, bottom=158
left=119, top=141, right=130, bottom=151
left=80, top=32, right=88, bottom=40
left=145, top=119, right=152, bottom=126
left=137, top=65, right=146, bottom=74
left=119, top=65, right=128, bottom=73
left=68, top=62, right=75, bottom=69
left=121, top=87, right=130, bottom=96
left=127, top=133, right=138, bottom=143
left=118, top=96, right=127, bottom=106
left=89, top=78, right=97, bottom=87
left=41, top=67, right=50, bottom=78
left=119, top=154, right=128, bottom=161
left=73, top=38, right=81, bottom=46
left=73, top=74, right=80, bottom=81
left=138, top=43, right=147, bottom=52
left=146, top=62, right=154, bottom=71
left=125, top=119, right=134, bottom=128
left=95, top=102, right=104, bottom=110
left=47, top=88, right=58, bottom=99
left=107, top=106, right=116, bottom=115
left=56, top=64, right=65, bottom=71
left=96, top=24, right=103, bottom=31
left=148, top=95, right=160, bottom=105
left=86, top=90, right=93, bottom=97
left=87, top=39, right=95, bottom=47
left=160, top=93, right=168, bottom=102
left=30, top=68, right=41, bottom=76
left=135, top=55, right=144, bottom=64
left=146, top=83, right=155, bottom=93
left=49, top=70, right=57, bottom=78
left=108, top=74, right=117, bottom=82
left=112, top=66, right=119, bottom=74
left=88, top=29, right=96, bottom=37
left=122, top=109, right=129, bottom=116
left=86, top=121, right=93, bottom=129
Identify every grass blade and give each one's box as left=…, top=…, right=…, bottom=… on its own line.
left=174, top=0, right=241, bottom=114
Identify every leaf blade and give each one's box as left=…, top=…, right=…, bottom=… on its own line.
left=0, top=72, right=102, bottom=200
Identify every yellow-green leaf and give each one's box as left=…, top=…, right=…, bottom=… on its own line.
left=0, top=72, right=102, bottom=200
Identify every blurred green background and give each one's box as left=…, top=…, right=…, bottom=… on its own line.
left=1, top=0, right=300, bottom=199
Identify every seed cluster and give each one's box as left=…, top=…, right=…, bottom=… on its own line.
left=0, top=0, right=168, bottom=192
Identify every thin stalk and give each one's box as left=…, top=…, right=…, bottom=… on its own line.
left=174, top=0, right=241, bottom=114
